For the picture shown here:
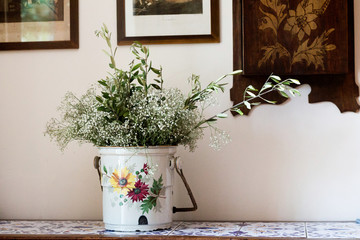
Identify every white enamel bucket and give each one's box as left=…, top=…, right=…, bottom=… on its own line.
left=96, top=146, right=185, bottom=232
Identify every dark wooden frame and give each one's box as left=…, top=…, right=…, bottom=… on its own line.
left=231, top=0, right=359, bottom=113
left=0, top=0, right=79, bottom=51
left=117, top=0, right=220, bottom=45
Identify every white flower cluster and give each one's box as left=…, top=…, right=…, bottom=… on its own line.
left=45, top=88, right=204, bottom=151
left=126, top=88, right=203, bottom=150
left=209, top=127, right=231, bottom=151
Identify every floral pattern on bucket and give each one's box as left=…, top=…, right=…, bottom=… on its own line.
left=103, top=163, right=164, bottom=214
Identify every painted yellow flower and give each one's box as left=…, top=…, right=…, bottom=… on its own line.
left=284, top=3, right=318, bottom=41
left=110, top=167, right=136, bottom=195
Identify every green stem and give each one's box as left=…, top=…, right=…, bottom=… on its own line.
left=194, top=78, right=292, bottom=130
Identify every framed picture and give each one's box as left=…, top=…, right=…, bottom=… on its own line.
left=0, top=0, right=79, bottom=50
left=117, top=0, right=219, bottom=45
left=231, top=0, right=359, bottom=113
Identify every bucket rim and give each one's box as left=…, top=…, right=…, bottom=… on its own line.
left=97, top=145, right=177, bottom=155
left=97, top=145, right=177, bottom=149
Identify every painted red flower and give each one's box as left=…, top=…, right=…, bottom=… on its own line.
left=143, top=163, right=149, bottom=175
left=127, top=180, right=149, bottom=202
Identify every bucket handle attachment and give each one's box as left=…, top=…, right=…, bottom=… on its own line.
left=94, top=156, right=102, bottom=191
left=172, top=156, right=198, bottom=213
left=93, top=155, right=197, bottom=213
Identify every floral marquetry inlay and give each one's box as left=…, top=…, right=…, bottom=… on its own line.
left=257, top=0, right=336, bottom=73
left=231, top=0, right=359, bottom=113
left=242, top=0, right=346, bottom=75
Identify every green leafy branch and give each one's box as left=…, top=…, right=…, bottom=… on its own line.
left=130, top=42, right=164, bottom=95
left=184, top=70, right=243, bottom=110
left=94, top=24, right=164, bottom=123
left=193, top=74, right=300, bottom=130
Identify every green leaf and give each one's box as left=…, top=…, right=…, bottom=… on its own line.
left=233, top=108, right=244, bottom=115
left=97, top=106, right=109, bottom=112
left=140, top=175, right=164, bottom=214
left=244, top=101, right=251, bottom=109
left=101, top=92, right=110, bottom=99
left=114, top=47, right=118, bottom=56
left=98, top=80, right=108, bottom=87
left=246, top=91, right=257, bottom=97
left=135, top=86, right=143, bottom=91
left=216, top=113, right=228, bottom=118
left=151, top=67, right=161, bottom=74
left=96, top=96, right=103, bottom=103
left=111, top=85, right=116, bottom=92
left=279, top=91, right=289, bottom=98
left=131, top=63, right=141, bottom=72
left=260, top=82, right=273, bottom=92
left=229, top=70, right=243, bottom=75
left=151, top=175, right=163, bottom=195
left=276, top=85, right=285, bottom=91
left=150, top=84, right=161, bottom=90
left=251, top=102, right=261, bottom=106
left=247, top=85, right=258, bottom=91
left=140, top=196, right=157, bottom=214
left=288, top=78, right=300, bottom=85
left=137, top=77, right=145, bottom=86
left=103, top=166, right=108, bottom=174
left=262, top=99, right=277, bottom=104
left=289, top=89, right=301, bottom=96
left=270, top=75, right=281, bottom=83
left=206, top=118, right=218, bottom=122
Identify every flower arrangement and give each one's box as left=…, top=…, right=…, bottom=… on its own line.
left=45, top=25, right=300, bottom=152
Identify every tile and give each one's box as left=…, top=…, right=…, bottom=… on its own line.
left=237, top=222, right=306, bottom=238
left=169, top=221, right=244, bottom=237
left=306, top=222, right=360, bottom=238
left=0, top=220, right=104, bottom=235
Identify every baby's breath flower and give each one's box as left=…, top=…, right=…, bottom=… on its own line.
left=45, top=87, right=205, bottom=151
left=209, top=128, right=231, bottom=151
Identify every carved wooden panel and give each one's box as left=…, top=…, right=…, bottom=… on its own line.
left=231, top=0, right=359, bottom=113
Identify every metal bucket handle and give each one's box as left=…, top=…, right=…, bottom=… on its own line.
left=93, top=156, right=197, bottom=213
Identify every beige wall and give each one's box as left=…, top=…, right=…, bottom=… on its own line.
left=0, top=1, right=360, bottom=221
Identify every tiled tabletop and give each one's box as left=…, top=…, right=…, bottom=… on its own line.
left=1, top=220, right=360, bottom=239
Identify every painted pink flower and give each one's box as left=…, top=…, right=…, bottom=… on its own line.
left=127, top=180, right=149, bottom=202
left=143, top=163, right=149, bottom=175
